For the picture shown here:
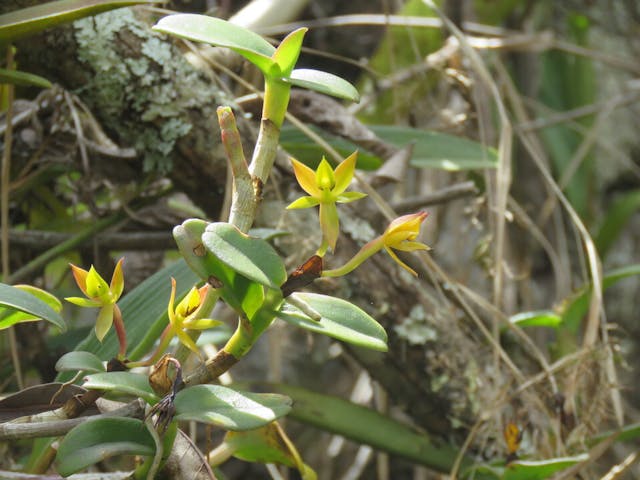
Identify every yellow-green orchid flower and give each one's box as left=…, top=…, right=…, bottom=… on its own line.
left=286, top=151, right=366, bottom=255
left=66, top=258, right=125, bottom=347
left=323, top=212, right=430, bottom=277
left=166, top=278, right=222, bottom=356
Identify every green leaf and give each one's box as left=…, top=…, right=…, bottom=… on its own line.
left=56, top=417, right=155, bottom=477
left=203, top=222, right=287, bottom=289
left=83, top=372, right=158, bottom=404
left=152, top=14, right=277, bottom=76
left=469, top=454, right=588, bottom=480
left=589, top=421, right=640, bottom=445
left=55, top=351, right=105, bottom=373
left=594, top=190, right=640, bottom=258
left=286, top=69, right=360, bottom=102
left=508, top=310, right=562, bottom=329
left=0, top=0, right=163, bottom=43
left=224, top=423, right=317, bottom=479
left=175, top=219, right=269, bottom=317
left=0, top=283, right=65, bottom=331
left=174, top=385, right=291, bottom=431
left=250, top=382, right=467, bottom=474
left=277, top=292, right=388, bottom=351
left=561, top=264, right=640, bottom=333
left=373, top=125, right=498, bottom=170
left=273, top=28, right=307, bottom=76
left=0, top=68, right=51, bottom=88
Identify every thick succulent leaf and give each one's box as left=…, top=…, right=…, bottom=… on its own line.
left=203, top=222, right=287, bottom=289
left=0, top=283, right=65, bottom=331
left=153, top=14, right=276, bottom=75
left=285, top=69, right=360, bottom=102
left=83, top=372, right=158, bottom=404
left=55, top=351, right=106, bottom=373
left=56, top=417, right=155, bottom=477
left=0, top=0, right=163, bottom=43
left=174, top=384, right=291, bottom=431
left=0, top=68, right=51, bottom=87
left=277, top=293, right=387, bottom=351
left=174, top=219, right=267, bottom=317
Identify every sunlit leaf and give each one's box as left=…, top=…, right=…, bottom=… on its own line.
left=56, top=417, right=155, bottom=477
left=285, top=69, right=360, bottom=102
left=203, top=222, right=287, bottom=289
left=0, top=283, right=65, bottom=331
left=152, top=14, right=276, bottom=75
left=174, top=385, right=291, bottom=431
left=277, top=293, right=387, bottom=351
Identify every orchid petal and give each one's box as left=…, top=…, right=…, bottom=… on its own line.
left=177, top=287, right=201, bottom=318
left=167, top=278, right=177, bottom=326
left=333, top=151, right=358, bottom=195
left=315, top=158, right=335, bottom=191
left=319, top=201, right=340, bottom=251
left=392, top=241, right=431, bottom=252
left=69, top=264, right=90, bottom=297
left=286, top=196, right=320, bottom=209
left=65, top=297, right=102, bottom=308
left=95, top=303, right=114, bottom=341
left=384, top=246, right=418, bottom=276
left=110, top=258, right=125, bottom=300
left=291, top=158, right=320, bottom=197
left=184, top=318, right=222, bottom=330
left=85, top=266, right=110, bottom=302
left=336, top=191, right=367, bottom=203
left=175, top=329, right=201, bottom=356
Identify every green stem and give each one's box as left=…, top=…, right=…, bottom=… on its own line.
left=322, top=237, right=384, bottom=278
left=218, top=107, right=255, bottom=232
left=113, top=304, right=127, bottom=360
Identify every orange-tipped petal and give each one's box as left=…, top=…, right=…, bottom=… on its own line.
left=69, top=264, right=90, bottom=297
left=110, top=258, right=125, bottom=301
left=333, top=151, right=358, bottom=195
left=291, top=158, right=320, bottom=197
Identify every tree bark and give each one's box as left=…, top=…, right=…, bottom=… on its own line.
left=5, top=3, right=233, bottom=217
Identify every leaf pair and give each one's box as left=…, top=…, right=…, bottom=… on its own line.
left=152, top=14, right=359, bottom=102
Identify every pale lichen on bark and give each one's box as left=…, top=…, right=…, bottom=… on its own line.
left=72, top=9, right=217, bottom=172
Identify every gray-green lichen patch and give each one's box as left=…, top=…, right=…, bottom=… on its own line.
left=73, top=8, right=220, bottom=173
left=394, top=304, right=438, bottom=345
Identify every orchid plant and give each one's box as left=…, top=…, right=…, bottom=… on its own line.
left=4, top=12, right=429, bottom=479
